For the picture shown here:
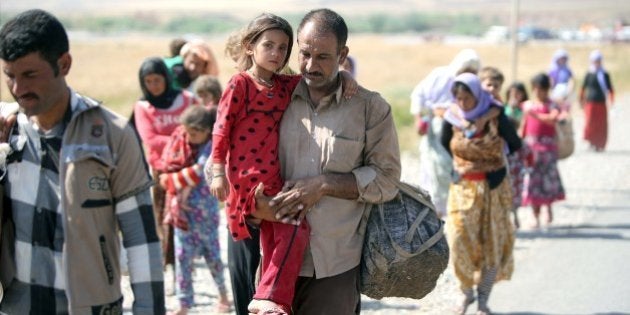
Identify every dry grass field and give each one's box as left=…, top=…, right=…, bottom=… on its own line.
left=1, top=34, right=628, bottom=151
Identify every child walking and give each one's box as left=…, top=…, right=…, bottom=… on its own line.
left=159, top=106, right=231, bottom=314
left=209, top=13, right=356, bottom=315
left=521, top=73, right=565, bottom=228
left=504, top=82, right=530, bottom=228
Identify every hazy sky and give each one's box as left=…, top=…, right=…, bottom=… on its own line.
left=2, top=0, right=628, bottom=28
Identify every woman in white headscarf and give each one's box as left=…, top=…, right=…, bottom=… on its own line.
left=580, top=50, right=614, bottom=151
left=409, top=49, right=481, bottom=217
left=548, top=49, right=575, bottom=104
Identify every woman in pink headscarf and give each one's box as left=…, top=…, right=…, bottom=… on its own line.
left=580, top=50, right=614, bottom=151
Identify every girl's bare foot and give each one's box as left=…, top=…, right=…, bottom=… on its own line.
left=546, top=206, right=553, bottom=224
left=248, top=299, right=289, bottom=315
left=512, top=208, right=520, bottom=229
left=530, top=206, right=541, bottom=229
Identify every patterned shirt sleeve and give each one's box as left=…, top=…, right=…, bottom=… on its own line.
left=116, top=189, right=165, bottom=315
left=165, top=141, right=212, bottom=191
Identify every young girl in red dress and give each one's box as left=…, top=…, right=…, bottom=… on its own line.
left=208, top=13, right=355, bottom=315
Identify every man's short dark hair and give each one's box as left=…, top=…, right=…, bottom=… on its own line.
left=298, top=8, right=348, bottom=53
left=0, top=9, right=69, bottom=75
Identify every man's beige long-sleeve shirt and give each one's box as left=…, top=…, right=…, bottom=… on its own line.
left=279, top=78, right=401, bottom=279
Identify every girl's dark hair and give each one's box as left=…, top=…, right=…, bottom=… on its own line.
left=505, top=81, right=529, bottom=103
left=0, top=9, right=69, bottom=76
left=180, top=106, right=216, bottom=132
left=226, top=13, right=293, bottom=72
left=531, top=73, right=551, bottom=90
left=451, top=81, right=473, bottom=97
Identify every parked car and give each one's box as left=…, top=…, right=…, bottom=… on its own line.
left=518, top=26, right=555, bottom=42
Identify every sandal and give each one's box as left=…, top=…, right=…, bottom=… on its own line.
left=453, top=293, right=475, bottom=315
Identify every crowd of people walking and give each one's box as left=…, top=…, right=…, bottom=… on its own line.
left=0, top=7, right=616, bottom=315
left=409, top=47, right=614, bottom=313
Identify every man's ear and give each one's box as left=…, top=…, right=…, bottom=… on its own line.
left=58, top=52, right=72, bottom=76
left=338, top=46, right=349, bottom=65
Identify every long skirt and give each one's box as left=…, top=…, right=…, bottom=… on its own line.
left=447, top=178, right=515, bottom=289
left=507, top=144, right=529, bottom=210
left=521, top=141, right=565, bottom=207
left=583, top=101, right=608, bottom=150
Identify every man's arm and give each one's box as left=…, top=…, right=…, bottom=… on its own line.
left=110, top=121, right=165, bottom=314
left=116, top=190, right=165, bottom=315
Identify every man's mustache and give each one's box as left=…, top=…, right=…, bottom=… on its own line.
left=16, top=93, right=38, bottom=101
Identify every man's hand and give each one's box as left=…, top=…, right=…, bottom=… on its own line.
left=270, top=175, right=325, bottom=224
left=250, top=183, right=289, bottom=223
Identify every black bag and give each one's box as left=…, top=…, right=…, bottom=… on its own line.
left=360, top=181, right=449, bottom=300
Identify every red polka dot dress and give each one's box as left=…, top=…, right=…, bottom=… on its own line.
left=212, top=72, right=301, bottom=241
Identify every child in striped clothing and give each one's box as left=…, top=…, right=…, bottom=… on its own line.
left=159, top=105, right=231, bottom=314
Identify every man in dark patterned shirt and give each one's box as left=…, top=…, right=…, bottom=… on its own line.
left=0, top=9, right=165, bottom=314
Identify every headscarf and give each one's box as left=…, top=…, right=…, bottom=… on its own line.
left=180, top=39, right=220, bottom=77
left=588, top=50, right=610, bottom=94
left=139, top=57, right=180, bottom=109
left=548, top=49, right=572, bottom=86
left=410, top=49, right=481, bottom=113
left=444, top=73, right=498, bottom=127
left=448, top=49, right=481, bottom=76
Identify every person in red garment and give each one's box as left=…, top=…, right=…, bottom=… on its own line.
left=580, top=49, right=615, bottom=152
left=208, top=13, right=356, bottom=315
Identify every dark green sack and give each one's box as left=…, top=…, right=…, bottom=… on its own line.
left=361, top=181, right=449, bottom=300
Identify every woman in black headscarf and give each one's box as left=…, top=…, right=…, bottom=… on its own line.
left=132, top=57, right=197, bottom=284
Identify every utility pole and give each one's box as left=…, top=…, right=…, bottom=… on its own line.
left=510, top=0, right=520, bottom=82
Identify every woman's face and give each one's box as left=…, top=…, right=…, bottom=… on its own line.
left=184, top=53, right=207, bottom=80
left=454, top=88, right=477, bottom=112
left=143, top=73, right=166, bottom=97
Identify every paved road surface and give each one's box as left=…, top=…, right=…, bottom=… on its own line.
left=488, top=98, right=630, bottom=315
